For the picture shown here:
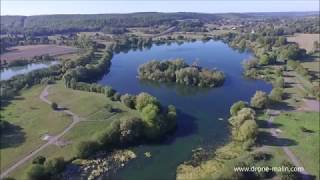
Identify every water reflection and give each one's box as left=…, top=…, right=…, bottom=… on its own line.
left=0, top=61, right=59, bottom=80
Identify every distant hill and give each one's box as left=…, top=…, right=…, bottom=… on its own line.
left=1, top=12, right=318, bottom=35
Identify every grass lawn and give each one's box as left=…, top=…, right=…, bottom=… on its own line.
left=47, top=81, right=141, bottom=120
left=0, top=85, right=72, bottom=172
left=7, top=81, right=141, bottom=179
left=274, top=112, right=319, bottom=178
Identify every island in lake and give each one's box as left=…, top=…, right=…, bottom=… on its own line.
left=138, top=59, right=225, bottom=87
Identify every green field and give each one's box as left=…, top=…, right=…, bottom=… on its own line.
left=274, top=112, right=319, bottom=177
left=3, top=82, right=141, bottom=179
left=47, top=82, right=140, bottom=119
left=0, top=85, right=72, bottom=172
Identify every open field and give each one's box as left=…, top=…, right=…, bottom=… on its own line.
left=5, top=82, right=141, bottom=179
left=0, top=45, right=78, bottom=62
left=287, top=33, right=319, bottom=53
left=274, top=112, right=319, bottom=177
left=0, top=85, right=72, bottom=172
left=47, top=82, right=140, bottom=119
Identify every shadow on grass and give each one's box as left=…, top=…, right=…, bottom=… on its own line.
left=257, top=120, right=283, bottom=129
left=256, top=131, right=297, bottom=147
left=269, top=101, right=296, bottom=111
left=0, top=120, right=26, bottom=149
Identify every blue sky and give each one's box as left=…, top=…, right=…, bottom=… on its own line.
left=1, top=0, right=319, bottom=16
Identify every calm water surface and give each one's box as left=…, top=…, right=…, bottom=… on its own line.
left=0, top=61, right=59, bottom=80
left=98, top=40, right=272, bottom=180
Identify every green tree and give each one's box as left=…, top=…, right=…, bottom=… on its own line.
left=135, top=92, right=158, bottom=111
left=44, top=157, right=66, bottom=175
left=259, top=53, right=276, bottom=66
left=119, top=117, right=143, bottom=144
left=141, top=104, right=159, bottom=122
left=229, top=108, right=255, bottom=128
left=165, top=105, right=177, bottom=131
left=269, top=88, right=284, bottom=102
left=250, top=91, right=268, bottom=109
left=273, top=76, right=284, bottom=88
left=32, top=156, right=46, bottom=165
left=230, top=101, right=247, bottom=116
left=27, top=165, right=48, bottom=180
left=234, top=120, right=258, bottom=142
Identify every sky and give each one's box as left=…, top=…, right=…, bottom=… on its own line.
left=1, top=0, right=319, bottom=16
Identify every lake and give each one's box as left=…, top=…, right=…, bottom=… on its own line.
left=98, top=41, right=272, bottom=180
left=0, top=61, right=59, bottom=80
left=98, top=40, right=272, bottom=180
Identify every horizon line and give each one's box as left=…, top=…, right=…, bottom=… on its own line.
left=1, top=10, right=319, bottom=17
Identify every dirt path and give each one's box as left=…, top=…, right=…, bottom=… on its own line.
left=0, top=85, right=80, bottom=179
left=267, top=116, right=310, bottom=180
left=152, top=26, right=176, bottom=38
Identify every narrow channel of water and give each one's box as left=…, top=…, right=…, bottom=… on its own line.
left=0, top=61, right=59, bottom=80
left=97, top=40, right=272, bottom=180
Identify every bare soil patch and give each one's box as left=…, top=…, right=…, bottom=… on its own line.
left=287, top=33, right=320, bottom=53
left=298, top=99, right=320, bottom=112
left=1, top=45, right=78, bottom=62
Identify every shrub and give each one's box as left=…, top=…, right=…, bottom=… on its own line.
left=167, top=105, right=177, bottom=120
left=165, top=105, right=178, bottom=131
left=311, top=86, right=320, bottom=100
left=250, top=91, right=268, bottom=109
left=32, top=156, right=46, bottom=165
left=51, top=102, right=58, bottom=110
left=279, top=160, right=300, bottom=180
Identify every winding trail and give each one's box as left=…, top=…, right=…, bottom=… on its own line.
left=267, top=115, right=310, bottom=180
left=0, top=85, right=80, bottom=179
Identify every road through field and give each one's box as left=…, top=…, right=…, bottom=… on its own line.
left=0, top=85, right=80, bottom=179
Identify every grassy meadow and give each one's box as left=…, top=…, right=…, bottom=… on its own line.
left=3, top=82, right=141, bottom=179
